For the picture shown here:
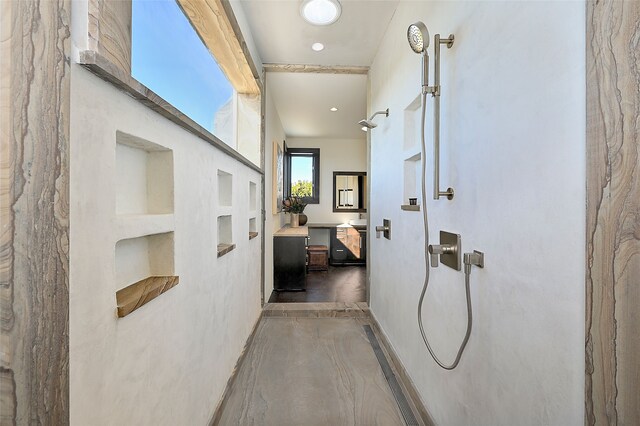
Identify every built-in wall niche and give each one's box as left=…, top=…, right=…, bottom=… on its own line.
left=402, top=153, right=422, bottom=211
left=249, top=217, right=258, bottom=240
left=218, top=170, right=233, bottom=207
left=249, top=181, right=257, bottom=212
left=116, top=131, right=174, bottom=215
left=217, top=215, right=235, bottom=257
left=114, top=232, right=178, bottom=318
left=403, top=95, right=422, bottom=152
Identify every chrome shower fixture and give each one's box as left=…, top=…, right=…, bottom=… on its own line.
left=407, top=22, right=430, bottom=92
left=407, top=21, right=454, bottom=200
left=358, top=108, right=389, bottom=130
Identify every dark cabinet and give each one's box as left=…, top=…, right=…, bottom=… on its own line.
left=330, top=227, right=366, bottom=265
left=274, top=236, right=307, bottom=291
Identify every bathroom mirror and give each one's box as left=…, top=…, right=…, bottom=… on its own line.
left=333, top=172, right=367, bottom=213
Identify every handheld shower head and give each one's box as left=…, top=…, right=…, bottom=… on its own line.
left=407, top=21, right=430, bottom=54
left=408, top=21, right=431, bottom=92
left=358, top=108, right=389, bottom=131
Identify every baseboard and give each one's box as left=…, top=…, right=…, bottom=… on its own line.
left=368, top=311, right=435, bottom=426
left=209, top=310, right=264, bottom=426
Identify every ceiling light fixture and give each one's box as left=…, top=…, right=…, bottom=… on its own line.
left=330, top=107, right=338, bottom=112
left=300, top=0, right=342, bottom=26
left=312, top=42, right=325, bottom=51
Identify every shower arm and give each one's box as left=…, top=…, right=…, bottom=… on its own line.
left=431, top=34, right=455, bottom=200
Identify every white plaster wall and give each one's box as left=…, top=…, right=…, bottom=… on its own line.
left=368, top=2, right=585, bottom=425
left=237, top=93, right=261, bottom=166
left=287, top=138, right=367, bottom=224
left=264, top=86, right=285, bottom=300
left=69, top=65, right=262, bottom=425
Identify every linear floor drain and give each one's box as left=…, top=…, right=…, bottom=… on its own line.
left=364, top=325, right=419, bottom=426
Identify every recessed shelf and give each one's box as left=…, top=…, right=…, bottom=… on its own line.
left=218, top=169, right=233, bottom=207
left=403, top=95, right=422, bottom=152
left=217, top=215, right=233, bottom=256
left=115, top=214, right=175, bottom=241
left=115, top=232, right=175, bottom=315
left=116, top=131, right=174, bottom=215
left=249, top=217, right=258, bottom=240
left=217, top=243, right=236, bottom=257
left=404, top=153, right=422, bottom=208
left=249, top=181, right=257, bottom=212
left=115, top=233, right=175, bottom=285
left=401, top=204, right=421, bottom=211
left=116, top=276, right=179, bottom=318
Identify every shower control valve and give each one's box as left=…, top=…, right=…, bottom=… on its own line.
left=428, top=231, right=462, bottom=270
left=428, top=244, right=457, bottom=268
left=375, top=219, right=391, bottom=240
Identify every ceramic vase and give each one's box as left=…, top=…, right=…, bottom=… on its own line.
left=290, top=213, right=299, bottom=227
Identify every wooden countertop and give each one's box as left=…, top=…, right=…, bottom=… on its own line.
left=274, top=225, right=309, bottom=237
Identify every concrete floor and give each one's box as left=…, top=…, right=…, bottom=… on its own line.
left=269, top=265, right=366, bottom=303
left=216, top=317, right=406, bottom=425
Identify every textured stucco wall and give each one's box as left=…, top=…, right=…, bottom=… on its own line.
left=368, top=2, right=585, bottom=425
left=69, top=65, right=262, bottom=425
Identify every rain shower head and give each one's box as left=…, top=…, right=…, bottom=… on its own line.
left=408, top=21, right=430, bottom=54
left=359, top=119, right=377, bottom=129
left=358, top=109, right=389, bottom=131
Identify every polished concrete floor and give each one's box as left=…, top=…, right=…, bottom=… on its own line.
left=216, top=317, right=405, bottom=425
left=269, top=265, right=366, bottom=303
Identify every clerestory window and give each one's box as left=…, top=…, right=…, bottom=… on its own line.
left=132, top=0, right=235, bottom=144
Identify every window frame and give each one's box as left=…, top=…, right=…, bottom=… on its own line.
left=285, top=147, right=320, bottom=204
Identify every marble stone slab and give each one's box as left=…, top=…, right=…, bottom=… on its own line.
left=216, top=317, right=405, bottom=425
left=263, top=302, right=370, bottom=318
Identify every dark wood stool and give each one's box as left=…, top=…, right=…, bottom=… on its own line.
left=307, top=245, right=329, bottom=272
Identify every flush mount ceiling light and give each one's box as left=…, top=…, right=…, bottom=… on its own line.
left=300, top=0, right=342, bottom=26
left=330, top=107, right=338, bottom=112
left=312, top=42, right=325, bottom=51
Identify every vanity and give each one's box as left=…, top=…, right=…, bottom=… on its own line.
left=273, top=222, right=366, bottom=291
left=273, top=225, right=309, bottom=291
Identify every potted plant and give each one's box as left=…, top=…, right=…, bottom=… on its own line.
left=282, top=196, right=307, bottom=227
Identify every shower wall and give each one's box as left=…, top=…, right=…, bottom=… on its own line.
left=368, top=2, right=585, bottom=424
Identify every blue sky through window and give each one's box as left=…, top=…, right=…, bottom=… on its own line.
left=132, top=0, right=234, bottom=135
left=291, top=156, right=312, bottom=184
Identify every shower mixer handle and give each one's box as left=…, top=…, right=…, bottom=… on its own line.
left=375, top=219, right=391, bottom=240
left=428, top=231, right=462, bottom=270
left=428, top=243, right=457, bottom=267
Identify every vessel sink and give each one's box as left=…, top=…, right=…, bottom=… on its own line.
left=348, top=219, right=367, bottom=230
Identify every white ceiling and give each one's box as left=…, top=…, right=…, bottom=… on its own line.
left=238, top=0, right=399, bottom=139
left=267, top=72, right=368, bottom=139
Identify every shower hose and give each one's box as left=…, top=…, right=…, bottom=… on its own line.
left=417, top=92, right=473, bottom=370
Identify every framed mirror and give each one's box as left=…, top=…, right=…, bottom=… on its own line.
left=333, top=172, right=367, bottom=213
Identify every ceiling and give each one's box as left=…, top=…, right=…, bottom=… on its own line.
left=238, top=0, right=399, bottom=139
left=267, top=72, right=368, bottom=139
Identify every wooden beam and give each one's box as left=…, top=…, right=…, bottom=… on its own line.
left=264, top=63, right=369, bottom=75
left=178, top=0, right=261, bottom=95
left=88, top=0, right=132, bottom=74
left=585, top=2, right=640, bottom=425
left=1, top=0, right=71, bottom=423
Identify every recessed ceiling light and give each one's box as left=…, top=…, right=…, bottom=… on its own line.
left=312, top=42, right=325, bottom=52
left=330, top=107, right=338, bottom=112
left=361, top=126, right=368, bottom=132
left=300, top=0, right=342, bottom=26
